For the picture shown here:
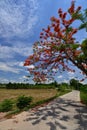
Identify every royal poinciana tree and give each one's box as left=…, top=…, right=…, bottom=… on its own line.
left=24, top=1, right=87, bottom=83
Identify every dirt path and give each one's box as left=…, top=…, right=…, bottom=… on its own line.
left=0, top=90, right=87, bottom=130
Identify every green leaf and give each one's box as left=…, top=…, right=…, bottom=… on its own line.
left=72, top=12, right=82, bottom=19
left=66, top=27, right=73, bottom=34
left=79, top=23, right=87, bottom=30
left=70, top=44, right=79, bottom=50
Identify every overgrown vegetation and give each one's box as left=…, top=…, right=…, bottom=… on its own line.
left=80, top=85, right=87, bottom=105
left=0, top=88, right=57, bottom=102
left=0, top=99, right=13, bottom=112
left=16, top=95, right=33, bottom=110
left=0, top=82, right=71, bottom=114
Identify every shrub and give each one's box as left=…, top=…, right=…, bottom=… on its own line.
left=80, top=85, right=87, bottom=105
left=0, top=99, right=13, bottom=112
left=16, top=95, right=33, bottom=110
left=80, top=91, right=87, bottom=105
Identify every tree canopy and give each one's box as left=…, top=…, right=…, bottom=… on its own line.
left=24, top=1, right=87, bottom=83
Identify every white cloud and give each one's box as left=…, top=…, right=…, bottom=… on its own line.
left=0, top=77, right=24, bottom=83
left=28, top=65, right=35, bottom=69
left=13, top=46, right=33, bottom=57
left=63, top=79, right=69, bottom=83
left=18, top=62, right=24, bottom=67
left=0, top=45, right=14, bottom=58
left=52, top=68, right=58, bottom=72
left=0, top=62, right=21, bottom=74
left=57, top=75, right=63, bottom=79
left=0, top=45, right=33, bottom=59
left=0, top=0, right=39, bottom=38
left=5, top=61, right=24, bottom=68
left=0, top=77, right=9, bottom=83
left=82, top=79, right=87, bottom=84
left=22, top=76, right=27, bottom=79
left=67, top=71, right=75, bottom=80
left=68, top=72, right=74, bottom=75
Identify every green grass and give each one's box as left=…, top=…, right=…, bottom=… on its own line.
left=80, top=85, right=87, bottom=106
left=0, top=89, right=57, bottom=103
left=29, top=90, right=71, bottom=108
left=0, top=87, right=72, bottom=118
left=5, top=89, right=71, bottom=118
left=80, top=91, right=87, bottom=105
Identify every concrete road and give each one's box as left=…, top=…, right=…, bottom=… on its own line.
left=0, top=90, right=87, bottom=130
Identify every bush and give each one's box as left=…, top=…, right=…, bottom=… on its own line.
left=80, top=91, right=87, bottom=105
left=16, top=95, right=33, bottom=110
left=0, top=99, right=13, bottom=112
left=80, top=85, right=87, bottom=105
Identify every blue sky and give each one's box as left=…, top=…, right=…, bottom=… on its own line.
left=0, top=0, right=87, bottom=84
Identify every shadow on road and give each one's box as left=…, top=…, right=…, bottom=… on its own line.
left=24, top=98, right=87, bottom=130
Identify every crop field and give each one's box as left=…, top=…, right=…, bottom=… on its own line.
left=0, top=89, right=57, bottom=103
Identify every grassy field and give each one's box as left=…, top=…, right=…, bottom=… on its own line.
left=0, top=89, right=57, bottom=103
left=0, top=87, right=72, bottom=115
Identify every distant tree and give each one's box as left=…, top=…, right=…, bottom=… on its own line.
left=24, top=1, right=87, bottom=82
left=70, top=78, right=82, bottom=89
left=70, top=78, right=79, bottom=87
left=6, top=82, right=12, bottom=89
